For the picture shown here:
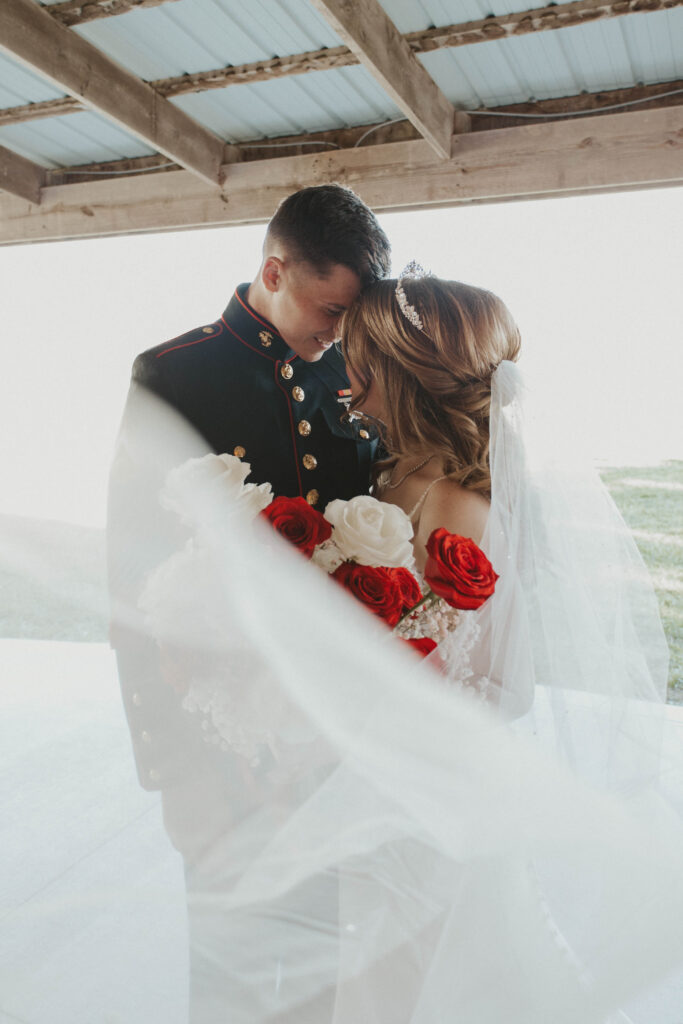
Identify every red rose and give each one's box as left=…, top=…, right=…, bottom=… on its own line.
left=332, top=561, right=404, bottom=627
left=424, top=528, right=498, bottom=610
left=390, top=566, right=423, bottom=613
left=261, top=496, right=332, bottom=557
left=400, top=637, right=438, bottom=658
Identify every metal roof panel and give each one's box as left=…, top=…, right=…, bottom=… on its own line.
left=0, top=0, right=680, bottom=170
left=0, top=111, right=154, bottom=169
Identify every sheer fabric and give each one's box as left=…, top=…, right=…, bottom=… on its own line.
left=130, top=364, right=682, bottom=1022
left=3, top=368, right=682, bottom=1023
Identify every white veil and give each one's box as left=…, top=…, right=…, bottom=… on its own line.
left=130, top=361, right=680, bottom=1023
left=3, top=364, right=682, bottom=1023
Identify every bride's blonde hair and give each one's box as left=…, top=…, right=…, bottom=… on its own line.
left=341, top=277, right=521, bottom=495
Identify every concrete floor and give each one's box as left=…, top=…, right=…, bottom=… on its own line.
left=1, top=639, right=681, bottom=1024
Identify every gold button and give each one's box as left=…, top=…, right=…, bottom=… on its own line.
left=202, top=326, right=213, bottom=334
left=280, top=363, right=294, bottom=380
left=298, top=420, right=311, bottom=437
left=305, top=489, right=319, bottom=506
left=292, top=386, right=305, bottom=402
left=141, top=730, right=152, bottom=744
left=259, top=330, right=272, bottom=348
left=303, top=453, right=317, bottom=471
left=359, top=429, right=370, bottom=440
left=233, top=445, right=246, bottom=458
left=149, top=769, right=161, bottom=783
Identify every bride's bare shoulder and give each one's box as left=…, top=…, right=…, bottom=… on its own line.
left=416, top=477, right=489, bottom=547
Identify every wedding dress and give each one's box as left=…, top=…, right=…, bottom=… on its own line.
left=123, top=361, right=683, bottom=1023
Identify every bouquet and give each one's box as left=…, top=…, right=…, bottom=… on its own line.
left=157, top=453, right=498, bottom=660
left=261, top=493, right=498, bottom=659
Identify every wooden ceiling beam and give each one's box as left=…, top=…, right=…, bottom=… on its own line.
left=411, top=0, right=683, bottom=51
left=34, top=80, right=683, bottom=186
left=47, top=0, right=181, bottom=28
left=43, top=0, right=683, bottom=32
left=0, top=0, right=228, bottom=186
left=1, top=105, right=680, bottom=245
left=2, top=0, right=682, bottom=127
left=0, top=144, right=45, bottom=204
left=307, top=0, right=461, bottom=159
left=0, top=96, right=81, bottom=126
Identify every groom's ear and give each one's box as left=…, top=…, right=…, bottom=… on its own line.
left=262, top=256, right=283, bottom=293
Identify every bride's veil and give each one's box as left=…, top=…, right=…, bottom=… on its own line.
left=4, top=365, right=682, bottom=1023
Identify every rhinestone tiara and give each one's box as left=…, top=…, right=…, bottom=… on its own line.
left=395, top=260, right=427, bottom=332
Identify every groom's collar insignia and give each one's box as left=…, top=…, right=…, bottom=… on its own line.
left=221, top=285, right=293, bottom=362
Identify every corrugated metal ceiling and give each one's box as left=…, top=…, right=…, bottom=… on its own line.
left=0, top=0, right=681, bottom=169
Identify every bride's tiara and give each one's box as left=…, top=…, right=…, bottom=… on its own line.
left=395, top=260, right=428, bottom=332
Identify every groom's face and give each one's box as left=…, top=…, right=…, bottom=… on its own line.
left=266, top=258, right=362, bottom=362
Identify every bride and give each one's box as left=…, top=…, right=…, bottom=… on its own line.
left=342, top=268, right=516, bottom=567
left=135, top=267, right=682, bottom=1023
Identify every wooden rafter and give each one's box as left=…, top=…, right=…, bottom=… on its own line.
left=411, top=0, right=683, bottom=50
left=42, top=0, right=683, bottom=33
left=2, top=0, right=681, bottom=128
left=0, top=144, right=45, bottom=203
left=32, top=80, right=683, bottom=186
left=47, top=0, right=180, bottom=28
left=1, top=106, right=680, bottom=245
left=0, top=0, right=228, bottom=186
left=308, top=0, right=460, bottom=158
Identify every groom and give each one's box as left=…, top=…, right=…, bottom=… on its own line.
left=108, top=184, right=390, bottom=801
left=130, top=183, right=390, bottom=513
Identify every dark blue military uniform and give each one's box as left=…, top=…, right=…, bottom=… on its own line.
left=108, top=285, right=376, bottom=802
left=132, top=284, right=375, bottom=510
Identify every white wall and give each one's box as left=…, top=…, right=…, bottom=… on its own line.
left=1, top=186, right=681, bottom=526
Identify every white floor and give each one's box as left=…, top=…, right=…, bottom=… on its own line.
left=1, top=639, right=681, bottom=1024
left=0, top=640, right=187, bottom=1024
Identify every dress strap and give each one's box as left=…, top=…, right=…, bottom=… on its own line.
left=407, top=476, right=448, bottom=523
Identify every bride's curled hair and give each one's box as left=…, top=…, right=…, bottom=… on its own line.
left=341, top=277, right=521, bottom=495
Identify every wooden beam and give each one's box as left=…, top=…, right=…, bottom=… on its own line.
left=308, top=0, right=460, bottom=158
left=408, top=0, right=683, bottom=51
left=33, top=81, right=683, bottom=186
left=0, top=96, right=81, bottom=126
left=48, top=0, right=181, bottom=27
left=1, top=106, right=680, bottom=245
left=44, top=0, right=683, bottom=33
left=3, top=70, right=683, bottom=132
left=44, top=122, right=422, bottom=184
left=2, top=0, right=682, bottom=127
left=0, top=0, right=227, bottom=186
left=0, top=144, right=45, bottom=204
left=466, top=79, right=683, bottom=129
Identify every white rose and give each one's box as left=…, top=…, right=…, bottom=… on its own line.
left=161, top=453, right=273, bottom=525
left=324, top=495, right=414, bottom=568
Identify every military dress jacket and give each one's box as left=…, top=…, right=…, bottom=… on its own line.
left=132, top=283, right=375, bottom=510
left=109, top=285, right=376, bottom=800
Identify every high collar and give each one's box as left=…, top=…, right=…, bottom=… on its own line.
left=221, top=284, right=295, bottom=363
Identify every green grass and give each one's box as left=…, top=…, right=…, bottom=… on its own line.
left=600, top=461, right=683, bottom=704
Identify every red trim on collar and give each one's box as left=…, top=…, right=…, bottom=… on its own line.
left=234, top=288, right=283, bottom=339
left=220, top=317, right=276, bottom=360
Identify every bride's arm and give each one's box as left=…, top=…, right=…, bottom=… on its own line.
left=412, top=478, right=489, bottom=572
left=413, top=481, right=529, bottom=715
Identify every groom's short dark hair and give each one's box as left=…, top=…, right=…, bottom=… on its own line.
left=266, top=184, right=391, bottom=287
